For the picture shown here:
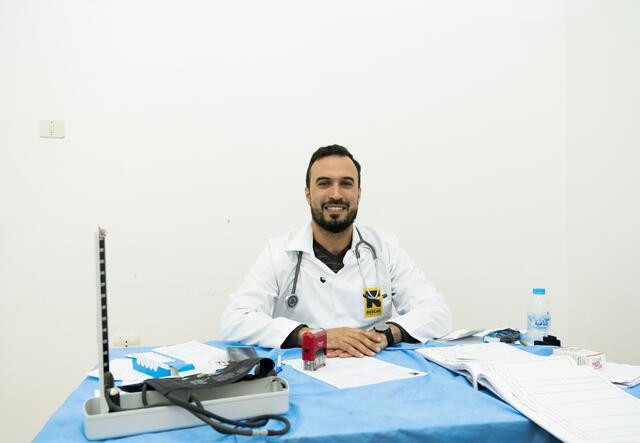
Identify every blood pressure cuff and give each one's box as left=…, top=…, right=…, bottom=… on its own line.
left=118, top=357, right=290, bottom=436
left=120, top=357, right=275, bottom=394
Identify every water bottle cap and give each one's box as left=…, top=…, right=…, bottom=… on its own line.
left=532, top=288, right=546, bottom=295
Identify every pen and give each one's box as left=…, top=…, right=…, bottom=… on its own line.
left=275, top=353, right=282, bottom=375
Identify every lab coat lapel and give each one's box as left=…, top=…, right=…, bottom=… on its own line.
left=285, top=223, right=314, bottom=254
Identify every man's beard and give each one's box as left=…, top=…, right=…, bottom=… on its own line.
left=310, top=200, right=358, bottom=233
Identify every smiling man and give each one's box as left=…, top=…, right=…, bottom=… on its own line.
left=221, top=145, right=453, bottom=357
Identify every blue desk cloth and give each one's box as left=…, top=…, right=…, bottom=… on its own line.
left=34, top=342, right=640, bottom=442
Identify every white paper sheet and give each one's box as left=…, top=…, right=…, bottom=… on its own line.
left=483, top=357, right=640, bottom=442
left=600, top=362, right=640, bottom=387
left=127, top=351, right=174, bottom=364
left=437, top=328, right=484, bottom=341
left=86, top=358, right=152, bottom=385
left=286, top=357, right=427, bottom=389
left=153, top=341, right=228, bottom=373
left=418, top=342, right=540, bottom=366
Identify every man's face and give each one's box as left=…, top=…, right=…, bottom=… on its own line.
left=305, top=155, right=361, bottom=233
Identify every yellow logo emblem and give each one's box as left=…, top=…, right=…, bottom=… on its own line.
left=363, top=288, right=383, bottom=318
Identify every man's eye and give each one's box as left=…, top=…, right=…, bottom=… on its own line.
left=318, top=182, right=330, bottom=187
left=341, top=181, right=354, bottom=187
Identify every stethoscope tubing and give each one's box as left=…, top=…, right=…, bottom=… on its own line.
left=286, top=251, right=303, bottom=309
left=285, top=227, right=381, bottom=309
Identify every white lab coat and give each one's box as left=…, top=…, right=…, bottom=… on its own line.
left=221, top=223, right=453, bottom=348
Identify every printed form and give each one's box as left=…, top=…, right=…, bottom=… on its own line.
left=287, top=356, right=427, bottom=389
left=483, top=357, right=640, bottom=442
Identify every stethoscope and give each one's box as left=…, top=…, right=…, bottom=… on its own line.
left=285, top=227, right=382, bottom=309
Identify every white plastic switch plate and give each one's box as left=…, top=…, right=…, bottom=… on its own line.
left=39, top=120, right=65, bottom=138
left=113, top=334, right=141, bottom=348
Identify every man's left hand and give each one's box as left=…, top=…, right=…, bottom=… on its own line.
left=327, top=324, right=402, bottom=358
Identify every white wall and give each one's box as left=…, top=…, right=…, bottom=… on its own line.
left=565, top=1, right=640, bottom=364
left=0, top=1, right=636, bottom=441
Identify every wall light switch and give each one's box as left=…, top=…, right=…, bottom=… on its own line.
left=39, top=120, right=65, bottom=138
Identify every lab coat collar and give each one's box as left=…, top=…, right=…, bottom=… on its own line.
left=285, top=222, right=358, bottom=254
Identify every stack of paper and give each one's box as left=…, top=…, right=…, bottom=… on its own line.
left=601, top=362, right=640, bottom=388
left=86, top=341, right=228, bottom=385
left=86, top=358, right=151, bottom=385
left=417, top=342, right=541, bottom=389
left=418, top=343, right=640, bottom=442
left=436, top=328, right=484, bottom=342
left=482, top=357, right=640, bottom=442
left=152, top=341, right=228, bottom=373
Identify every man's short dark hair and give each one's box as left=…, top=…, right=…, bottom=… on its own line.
left=305, top=145, right=361, bottom=188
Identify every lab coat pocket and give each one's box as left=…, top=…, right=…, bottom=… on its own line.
left=359, top=258, right=392, bottom=319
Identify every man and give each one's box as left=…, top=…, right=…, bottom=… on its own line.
left=221, top=145, right=452, bottom=357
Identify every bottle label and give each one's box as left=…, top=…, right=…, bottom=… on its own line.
left=528, top=313, right=549, bottom=328
left=527, top=312, right=550, bottom=337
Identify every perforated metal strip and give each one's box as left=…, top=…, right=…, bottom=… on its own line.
left=98, top=228, right=110, bottom=374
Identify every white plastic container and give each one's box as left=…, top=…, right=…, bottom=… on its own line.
left=83, top=375, right=289, bottom=440
left=527, top=287, right=550, bottom=344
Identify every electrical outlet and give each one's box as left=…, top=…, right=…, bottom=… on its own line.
left=113, top=334, right=140, bottom=348
left=39, top=120, right=65, bottom=138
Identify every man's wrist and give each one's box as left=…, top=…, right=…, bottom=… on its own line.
left=296, top=327, right=311, bottom=347
left=388, top=323, right=402, bottom=345
left=373, top=323, right=395, bottom=347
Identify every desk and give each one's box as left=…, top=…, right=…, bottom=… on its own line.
left=34, top=342, right=640, bottom=442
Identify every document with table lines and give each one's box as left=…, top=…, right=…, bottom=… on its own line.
left=481, top=357, right=640, bottom=442
left=417, top=342, right=541, bottom=389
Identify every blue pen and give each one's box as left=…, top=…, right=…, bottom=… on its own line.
left=275, top=353, right=282, bottom=374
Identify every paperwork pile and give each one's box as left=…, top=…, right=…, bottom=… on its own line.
left=86, top=341, right=228, bottom=385
left=601, top=362, right=640, bottom=388
left=418, top=342, right=540, bottom=389
left=418, top=343, right=640, bottom=442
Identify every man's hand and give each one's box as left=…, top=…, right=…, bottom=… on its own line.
left=324, top=327, right=385, bottom=358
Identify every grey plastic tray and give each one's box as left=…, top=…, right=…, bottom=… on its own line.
left=83, top=376, right=289, bottom=440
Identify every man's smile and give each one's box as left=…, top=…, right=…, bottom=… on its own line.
left=323, top=204, right=347, bottom=213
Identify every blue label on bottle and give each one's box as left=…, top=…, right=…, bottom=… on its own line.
left=527, top=312, right=550, bottom=333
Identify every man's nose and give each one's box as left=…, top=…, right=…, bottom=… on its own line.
left=329, top=183, right=342, bottom=199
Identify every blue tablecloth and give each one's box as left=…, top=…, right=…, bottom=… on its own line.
left=34, top=342, right=640, bottom=442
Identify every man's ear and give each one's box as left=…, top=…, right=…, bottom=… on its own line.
left=305, top=187, right=311, bottom=205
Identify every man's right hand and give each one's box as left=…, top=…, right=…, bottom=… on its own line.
left=324, top=327, right=384, bottom=358
left=296, top=326, right=384, bottom=358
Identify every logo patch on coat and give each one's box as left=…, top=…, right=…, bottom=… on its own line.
left=363, top=288, right=384, bottom=318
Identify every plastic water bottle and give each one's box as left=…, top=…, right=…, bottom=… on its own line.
left=527, top=288, right=550, bottom=344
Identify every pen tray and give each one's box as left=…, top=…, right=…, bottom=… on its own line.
left=83, top=375, right=289, bottom=440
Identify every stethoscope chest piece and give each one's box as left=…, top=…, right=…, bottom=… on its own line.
left=286, top=293, right=298, bottom=309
